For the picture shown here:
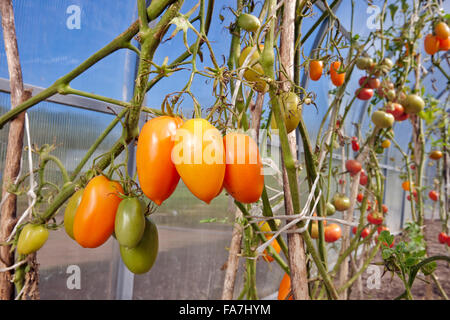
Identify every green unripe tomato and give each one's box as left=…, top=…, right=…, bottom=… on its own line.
left=371, top=110, right=394, bottom=128
left=326, top=202, right=336, bottom=216
left=17, top=224, right=49, bottom=255
left=64, top=189, right=84, bottom=240
left=115, top=198, right=146, bottom=248
left=120, top=218, right=159, bottom=274
left=237, top=13, right=261, bottom=33
left=403, top=94, right=425, bottom=114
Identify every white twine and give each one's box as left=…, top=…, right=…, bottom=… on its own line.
left=0, top=259, right=26, bottom=273
left=7, top=113, right=37, bottom=242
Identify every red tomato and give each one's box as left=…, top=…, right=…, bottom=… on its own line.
left=357, top=193, right=364, bottom=203
left=360, top=228, right=370, bottom=239
left=73, top=176, right=124, bottom=248
left=309, top=60, right=323, bottom=81
left=356, top=88, right=374, bottom=100
left=330, top=61, right=345, bottom=86
left=382, top=204, right=388, bottom=214
left=223, top=133, right=264, bottom=203
left=345, top=159, right=362, bottom=175
left=438, top=232, right=448, bottom=244
left=172, top=119, right=226, bottom=204
left=368, top=77, right=381, bottom=89
left=325, top=224, right=342, bottom=242
left=136, top=116, right=183, bottom=205
left=352, top=140, right=360, bottom=152
left=367, top=211, right=383, bottom=225
left=429, top=190, right=439, bottom=201
left=359, top=171, right=368, bottom=186
left=395, top=112, right=409, bottom=122
left=358, top=76, right=370, bottom=88
left=385, top=102, right=404, bottom=119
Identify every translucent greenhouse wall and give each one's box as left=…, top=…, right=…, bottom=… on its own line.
left=0, top=0, right=445, bottom=299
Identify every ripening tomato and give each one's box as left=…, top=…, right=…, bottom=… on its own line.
left=325, top=224, right=342, bottom=243
left=435, top=21, right=450, bottom=40
left=223, top=133, right=263, bottom=203
left=368, top=77, right=381, bottom=89
left=17, top=224, right=49, bottom=255
left=367, top=211, right=383, bottom=225
left=385, top=102, right=404, bottom=119
left=332, top=193, right=351, bottom=212
left=73, top=175, right=124, bottom=248
left=345, top=159, right=362, bottom=176
left=120, top=218, right=158, bottom=274
left=429, top=190, right=439, bottom=202
left=309, top=60, right=323, bottom=81
left=115, top=198, right=146, bottom=248
left=382, top=204, right=388, bottom=214
left=172, top=118, right=225, bottom=204
left=136, top=116, right=183, bottom=206
left=239, top=45, right=268, bottom=92
left=278, top=273, right=293, bottom=300
left=237, top=13, right=261, bottom=33
left=429, top=150, right=443, bottom=160
left=438, top=37, right=450, bottom=51
left=355, top=57, right=373, bottom=70
left=371, top=110, right=394, bottom=128
left=330, top=61, right=345, bottom=86
left=356, top=88, right=374, bottom=100
left=424, top=34, right=440, bottom=55
left=64, top=188, right=84, bottom=240
left=438, top=232, right=448, bottom=244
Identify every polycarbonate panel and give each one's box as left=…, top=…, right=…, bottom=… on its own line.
left=0, top=94, right=124, bottom=299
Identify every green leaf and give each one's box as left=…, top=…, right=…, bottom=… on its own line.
left=388, top=4, right=398, bottom=23
left=382, top=248, right=393, bottom=260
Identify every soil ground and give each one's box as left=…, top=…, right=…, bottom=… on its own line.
left=348, top=219, right=450, bottom=300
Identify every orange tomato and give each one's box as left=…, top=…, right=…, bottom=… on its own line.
left=439, top=37, right=450, bottom=51
left=278, top=273, right=293, bottom=300
left=309, top=60, right=323, bottom=81
left=401, top=180, right=413, bottom=191
left=136, top=116, right=183, bottom=205
left=424, top=34, right=440, bottom=55
left=223, top=132, right=264, bottom=203
left=435, top=21, right=450, bottom=40
left=330, top=61, right=345, bottom=86
left=262, top=235, right=281, bottom=262
left=172, top=118, right=225, bottom=204
left=429, top=150, right=443, bottom=160
left=73, top=175, right=124, bottom=248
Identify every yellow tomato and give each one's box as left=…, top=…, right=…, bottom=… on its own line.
left=381, top=140, right=391, bottom=148
left=172, top=118, right=225, bottom=204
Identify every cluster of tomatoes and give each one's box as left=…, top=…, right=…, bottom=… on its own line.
left=424, top=21, right=450, bottom=55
